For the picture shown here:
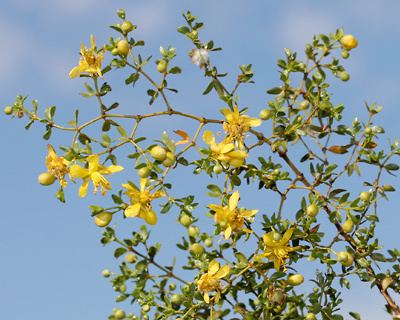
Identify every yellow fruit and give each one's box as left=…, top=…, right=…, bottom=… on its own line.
left=114, top=309, right=126, bottom=319
left=117, top=39, right=130, bottom=56
left=340, top=34, right=358, bottom=50
left=341, top=50, right=350, bottom=59
left=171, top=294, right=182, bottom=305
left=94, top=211, right=112, bottom=227
left=38, top=172, right=56, bottom=186
left=259, top=109, right=272, bottom=120
left=213, top=163, right=223, bottom=174
left=305, top=313, right=317, bottom=320
left=339, top=71, right=350, bottom=82
left=146, top=210, right=158, bottom=225
left=121, top=21, right=134, bottom=34
left=138, top=167, right=151, bottom=178
left=4, top=106, right=13, bottom=115
left=342, top=219, right=354, bottom=233
left=359, top=191, right=371, bottom=202
left=162, top=152, right=175, bottom=167
left=287, top=274, right=304, bottom=286
left=337, top=251, right=354, bottom=267
left=150, top=146, right=167, bottom=161
left=299, top=101, right=309, bottom=110
left=157, top=60, right=168, bottom=73
left=306, top=203, right=319, bottom=217
left=190, top=243, right=204, bottom=255
left=125, top=253, right=137, bottom=264
left=179, top=214, right=192, bottom=227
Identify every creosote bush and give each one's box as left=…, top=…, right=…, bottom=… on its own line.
left=4, top=8, right=400, bottom=320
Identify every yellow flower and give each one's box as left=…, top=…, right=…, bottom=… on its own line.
left=256, top=228, right=301, bottom=271
left=208, top=190, right=258, bottom=239
left=122, top=178, right=165, bottom=225
left=203, top=130, right=247, bottom=168
left=69, top=154, right=123, bottom=197
left=221, top=106, right=261, bottom=148
left=197, top=260, right=230, bottom=303
left=45, top=144, right=70, bottom=188
left=69, top=35, right=104, bottom=78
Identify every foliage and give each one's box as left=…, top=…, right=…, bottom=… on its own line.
left=4, top=8, right=400, bottom=320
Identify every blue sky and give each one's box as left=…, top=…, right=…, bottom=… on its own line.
left=1, top=1, right=400, bottom=319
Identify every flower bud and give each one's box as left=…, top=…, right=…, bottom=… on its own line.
left=305, top=313, right=317, bottom=320
left=125, top=253, right=137, bottom=264
left=102, top=269, right=111, bottom=277
left=188, top=226, right=199, bottom=237
left=339, top=71, right=350, bottom=82
left=341, top=50, right=350, bottom=59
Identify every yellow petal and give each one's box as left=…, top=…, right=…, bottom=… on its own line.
left=240, top=209, right=258, bottom=218
left=107, top=165, right=124, bottom=173
left=204, top=292, right=210, bottom=304
left=124, top=203, right=141, bottom=217
left=203, top=130, right=215, bottom=145
left=263, top=232, right=273, bottom=245
left=228, top=191, right=239, bottom=211
left=78, top=179, right=90, bottom=198
left=281, top=228, right=294, bottom=244
left=208, top=260, right=220, bottom=275
left=273, top=258, right=281, bottom=270
left=87, top=154, right=100, bottom=171
left=140, top=178, right=147, bottom=192
left=69, top=66, right=80, bottom=78
left=214, top=291, right=221, bottom=303
left=90, top=34, right=96, bottom=49
left=248, top=118, right=262, bottom=127
left=224, top=225, right=232, bottom=239
left=70, top=165, right=89, bottom=179
left=215, top=264, right=230, bottom=279
left=220, top=143, right=234, bottom=154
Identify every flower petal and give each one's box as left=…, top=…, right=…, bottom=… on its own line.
left=78, top=179, right=90, bottom=198
left=228, top=191, right=239, bottom=211
left=107, top=165, right=124, bottom=173
left=124, top=203, right=141, bottom=217
left=215, top=264, right=230, bottom=279
left=203, top=130, right=215, bottom=145
left=281, top=228, right=294, bottom=244
left=224, top=225, right=232, bottom=239
left=70, top=165, right=89, bottom=179
left=208, top=260, right=220, bottom=275
left=69, top=66, right=80, bottom=78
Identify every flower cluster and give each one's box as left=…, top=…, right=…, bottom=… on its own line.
left=208, top=190, right=258, bottom=239
left=197, top=260, right=230, bottom=303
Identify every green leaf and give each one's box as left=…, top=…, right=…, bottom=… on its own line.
left=385, top=163, right=399, bottom=171
left=114, top=247, right=127, bottom=258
